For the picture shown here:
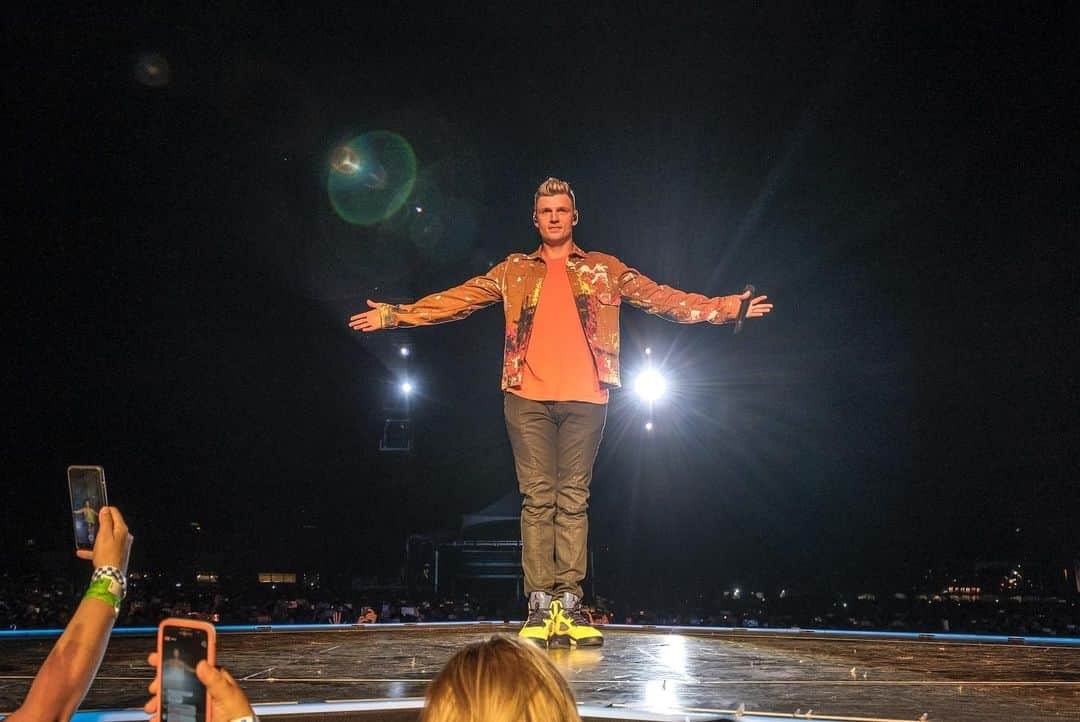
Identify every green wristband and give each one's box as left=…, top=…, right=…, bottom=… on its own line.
left=84, top=577, right=121, bottom=614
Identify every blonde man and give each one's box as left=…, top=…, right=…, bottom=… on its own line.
left=420, top=635, right=581, bottom=722
left=351, top=178, right=773, bottom=646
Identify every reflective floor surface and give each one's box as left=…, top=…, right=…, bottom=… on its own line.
left=3, top=624, right=1080, bottom=720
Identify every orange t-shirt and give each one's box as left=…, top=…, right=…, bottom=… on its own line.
left=510, top=257, right=609, bottom=404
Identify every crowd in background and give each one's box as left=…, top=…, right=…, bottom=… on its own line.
left=3, top=507, right=584, bottom=722
left=3, top=571, right=1077, bottom=637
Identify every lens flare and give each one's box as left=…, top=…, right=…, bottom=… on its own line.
left=329, top=145, right=361, bottom=176
left=134, top=52, right=171, bottom=88
left=328, top=131, right=417, bottom=225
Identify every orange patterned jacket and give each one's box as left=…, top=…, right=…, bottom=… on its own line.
left=378, top=242, right=743, bottom=391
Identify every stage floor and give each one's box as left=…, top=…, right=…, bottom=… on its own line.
left=3, top=623, right=1080, bottom=720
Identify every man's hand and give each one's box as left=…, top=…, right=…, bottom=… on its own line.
left=740, top=291, right=773, bottom=319
left=76, top=506, right=133, bottom=572
left=144, top=653, right=256, bottom=722
left=348, top=299, right=385, bottom=333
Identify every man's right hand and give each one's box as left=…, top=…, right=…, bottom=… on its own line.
left=76, top=506, right=133, bottom=573
left=349, top=299, right=384, bottom=333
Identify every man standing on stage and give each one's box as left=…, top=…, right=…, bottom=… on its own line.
left=350, top=177, right=773, bottom=647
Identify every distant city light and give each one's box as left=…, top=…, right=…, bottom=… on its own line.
left=634, top=369, right=667, bottom=402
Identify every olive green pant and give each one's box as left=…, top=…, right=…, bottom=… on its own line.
left=503, top=392, right=607, bottom=599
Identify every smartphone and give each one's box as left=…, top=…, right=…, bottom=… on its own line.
left=67, top=465, right=108, bottom=552
left=157, top=618, right=216, bottom=722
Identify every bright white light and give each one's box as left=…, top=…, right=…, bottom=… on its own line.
left=634, top=369, right=667, bottom=402
left=644, top=421, right=654, bottom=431
left=400, top=381, right=414, bottom=395
left=399, top=346, right=411, bottom=357
left=643, top=678, right=680, bottom=712
left=644, top=346, right=652, bottom=355
left=644, top=636, right=687, bottom=711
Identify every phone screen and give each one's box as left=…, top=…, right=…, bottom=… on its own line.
left=67, top=466, right=107, bottom=551
left=161, top=625, right=210, bottom=722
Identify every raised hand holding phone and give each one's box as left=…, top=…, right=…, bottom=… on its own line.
left=4, top=506, right=132, bottom=722
left=152, top=619, right=216, bottom=722
left=145, top=621, right=255, bottom=722
left=78, top=506, right=133, bottom=568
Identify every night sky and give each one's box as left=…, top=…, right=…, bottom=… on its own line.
left=4, top=4, right=1076, bottom=598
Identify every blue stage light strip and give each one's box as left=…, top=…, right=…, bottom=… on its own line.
left=599, top=623, right=1080, bottom=646
left=3, top=620, right=1078, bottom=647
left=578, top=706, right=758, bottom=720
left=0, top=619, right=510, bottom=640
left=63, top=700, right=761, bottom=722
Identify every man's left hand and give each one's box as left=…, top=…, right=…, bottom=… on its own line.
left=740, top=291, right=773, bottom=318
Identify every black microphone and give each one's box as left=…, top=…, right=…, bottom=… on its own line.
left=733, top=284, right=755, bottom=335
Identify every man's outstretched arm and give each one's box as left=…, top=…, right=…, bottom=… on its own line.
left=349, top=261, right=506, bottom=333
left=617, top=265, right=772, bottom=324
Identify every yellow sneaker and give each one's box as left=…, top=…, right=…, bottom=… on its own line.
left=518, top=591, right=554, bottom=647
left=549, top=593, right=604, bottom=647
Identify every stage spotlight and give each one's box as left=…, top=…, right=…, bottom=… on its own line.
left=399, top=346, right=411, bottom=357
left=644, top=421, right=654, bottom=431
left=634, top=369, right=667, bottom=402
left=400, top=381, right=414, bottom=395
left=644, top=346, right=652, bottom=356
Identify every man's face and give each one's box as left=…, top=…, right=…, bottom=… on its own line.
left=534, top=193, right=576, bottom=245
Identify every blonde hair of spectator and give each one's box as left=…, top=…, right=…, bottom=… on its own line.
left=534, top=177, right=576, bottom=209
left=420, top=635, right=582, bottom=722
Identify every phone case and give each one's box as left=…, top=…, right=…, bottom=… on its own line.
left=156, top=617, right=217, bottom=722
